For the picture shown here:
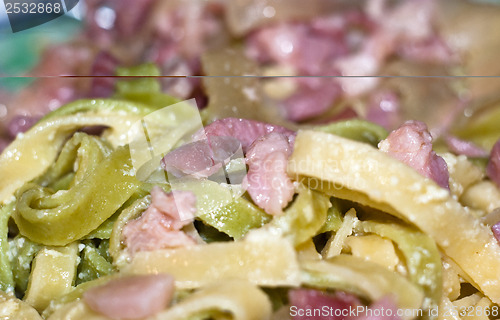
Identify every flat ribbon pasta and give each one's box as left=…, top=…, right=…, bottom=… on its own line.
left=0, top=291, right=42, bottom=320
left=288, top=130, right=500, bottom=303
left=357, top=220, right=442, bottom=309
left=268, top=186, right=330, bottom=246
left=24, top=243, right=78, bottom=311
left=122, top=232, right=301, bottom=289
left=0, top=203, right=14, bottom=292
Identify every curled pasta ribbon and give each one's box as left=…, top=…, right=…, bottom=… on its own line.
left=34, top=132, right=112, bottom=189
left=13, top=134, right=141, bottom=246
left=0, top=98, right=161, bottom=204
left=357, top=220, right=442, bottom=309
left=301, top=255, right=424, bottom=320
left=288, top=130, right=500, bottom=304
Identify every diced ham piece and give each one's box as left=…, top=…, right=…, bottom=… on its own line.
left=169, top=118, right=297, bottom=215
left=147, top=2, right=224, bottom=99
left=487, top=139, right=500, bottom=188
left=289, top=288, right=401, bottom=320
left=161, top=136, right=241, bottom=178
left=365, top=90, right=401, bottom=131
left=379, top=120, right=450, bottom=189
left=2, top=44, right=92, bottom=129
left=397, top=36, right=456, bottom=64
left=337, top=0, right=453, bottom=97
left=114, top=0, right=156, bottom=38
left=288, top=288, right=361, bottom=320
left=357, top=296, right=401, bottom=320
left=191, top=119, right=297, bottom=215
left=245, top=14, right=362, bottom=120
left=282, top=76, right=342, bottom=122
left=243, top=133, right=295, bottom=215
left=246, top=22, right=349, bottom=75
left=194, top=118, right=295, bottom=152
left=245, top=0, right=452, bottom=120
left=88, top=51, right=119, bottom=98
left=335, top=0, right=424, bottom=95
left=0, top=139, right=10, bottom=154
left=6, top=115, right=40, bottom=139
left=83, top=274, right=174, bottom=320
left=245, top=133, right=293, bottom=167
left=85, top=0, right=155, bottom=39
left=381, top=0, right=435, bottom=42
left=335, top=48, right=381, bottom=96
left=122, top=187, right=196, bottom=254
left=445, top=135, right=489, bottom=158
left=492, top=222, right=500, bottom=244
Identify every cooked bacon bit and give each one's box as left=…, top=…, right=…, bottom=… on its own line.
left=288, top=288, right=361, bottom=320
left=445, top=135, right=489, bottom=158
left=194, top=118, right=295, bottom=152
left=83, top=274, right=174, bottom=320
left=379, top=120, right=450, bottom=189
left=161, top=136, right=241, bottom=178
left=487, top=139, right=500, bottom=188
left=122, top=187, right=196, bottom=254
left=243, top=133, right=295, bottom=215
